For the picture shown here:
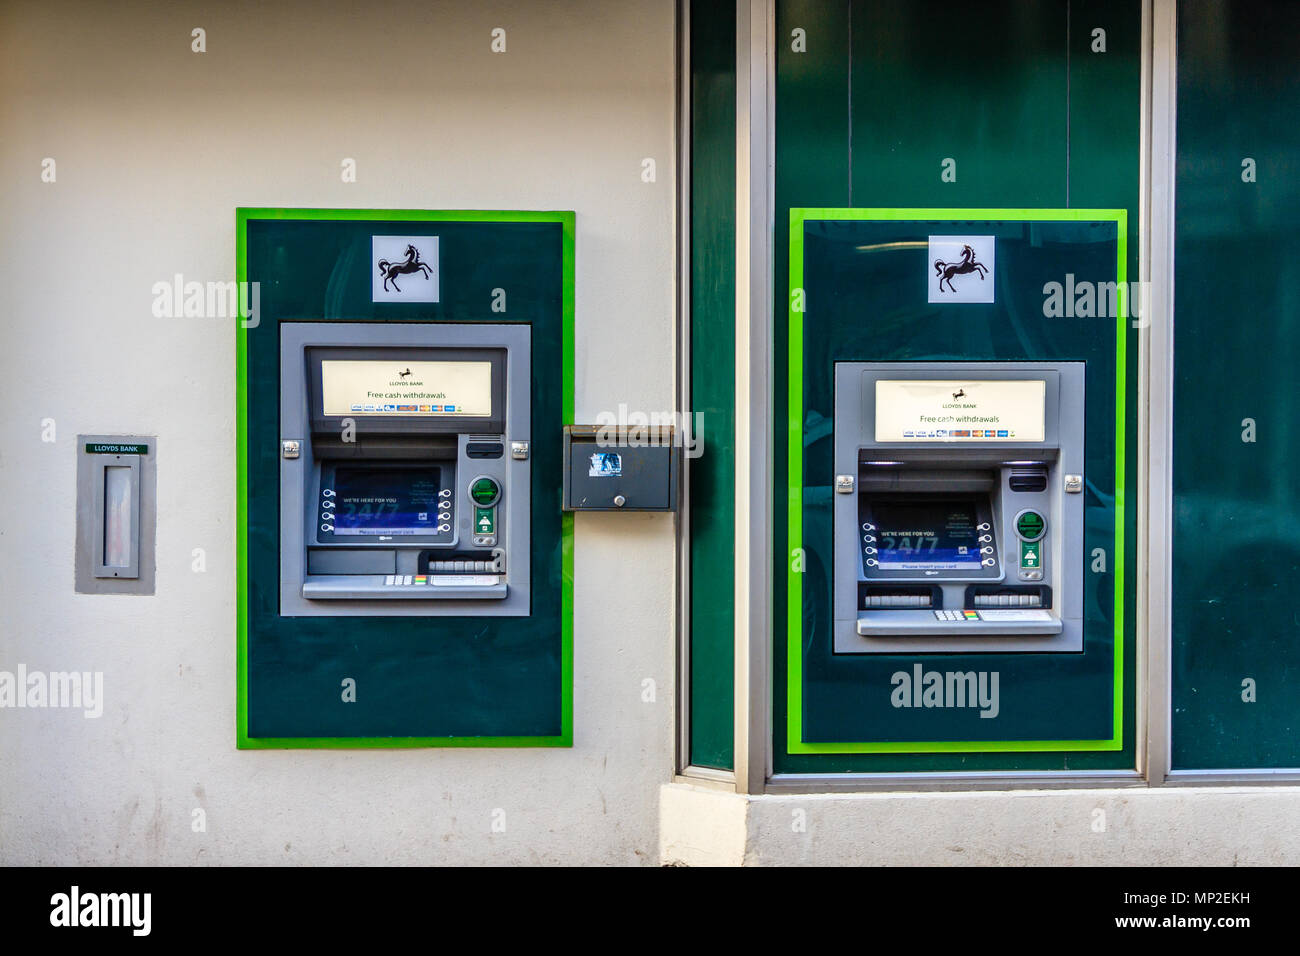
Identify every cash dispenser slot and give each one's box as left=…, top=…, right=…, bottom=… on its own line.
left=419, top=550, right=503, bottom=573
left=965, top=584, right=1053, bottom=608
left=857, top=466, right=995, bottom=493
left=312, top=435, right=458, bottom=460
left=859, top=584, right=944, bottom=609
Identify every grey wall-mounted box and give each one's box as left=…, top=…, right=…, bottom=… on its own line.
left=562, top=425, right=678, bottom=512
left=75, top=435, right=157, bottom=595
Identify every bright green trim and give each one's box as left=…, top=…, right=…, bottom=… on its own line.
left=559, top=210, right=576, bottom=746
left=236, top=207, right=575, bottom=749
left=236, top=207, right=575, bottom=224
left=561, top=511, right=575, bottom=746
left=239, top=734, right=569, bottom=750
left=789, top=207, right=1125, bottom=223
left=786, top=215, right=806, bottom=756
left=1113, top=210, right=1128, bottom=748
left=789, top=738, right=1125, bottom=754
left=786, top=207, right=1128, bottom=755
left=235, top=208, right=250, bottom=748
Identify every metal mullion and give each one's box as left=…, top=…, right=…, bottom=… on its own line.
left=733, top=0, right=775, bottom=795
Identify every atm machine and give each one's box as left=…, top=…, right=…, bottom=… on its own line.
left=279, top=322, right=530, bottom=617
left=833, top=362, right=1085, bottom=654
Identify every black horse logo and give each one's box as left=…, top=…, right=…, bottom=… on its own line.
left=398, top=368, right=412, bottom=378
left=377, top=244, right=433, bottom=292
left=952, top=388, right=966, bottom=401
left=934, top=244, right=988, bottom=292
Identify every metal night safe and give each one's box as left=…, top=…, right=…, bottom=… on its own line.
left=562, top=425, right=679, bottom=512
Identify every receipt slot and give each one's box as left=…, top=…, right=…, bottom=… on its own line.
left=833, top=362, right=1085, bottom=653
left=279, top=322, right=530, bottom=617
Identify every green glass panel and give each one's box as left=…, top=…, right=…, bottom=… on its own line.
left=1171, top=1, right=1300, bottom=769
left=688, top=0, right=739, bottom=770
left=772, top=0, right=1142, bottom=772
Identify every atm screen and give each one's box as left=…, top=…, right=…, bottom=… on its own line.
left=331, top=466, right=443, bottom=535
left=871, top=499, right=983, bottom=569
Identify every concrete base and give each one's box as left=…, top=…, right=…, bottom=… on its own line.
left=660, top=782, right=1300, bottom=866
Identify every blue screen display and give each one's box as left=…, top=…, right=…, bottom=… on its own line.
left=330, top=466, right=443, bottom=535
left=871, top=499, right=982, bottom=569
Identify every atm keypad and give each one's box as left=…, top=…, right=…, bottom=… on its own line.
left=382, top=569, right=499, bottom=586
left=934, top=610, right=981, bottom=622
left=935, top=607, right=1054, bottom=623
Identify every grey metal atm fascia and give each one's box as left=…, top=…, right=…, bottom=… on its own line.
left=833, top=362, right=1086, bottom=654
left=279, top=321, right=531, bottom=617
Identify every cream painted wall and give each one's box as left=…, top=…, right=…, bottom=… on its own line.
left=0, top=0, right=677, bottom=865
left=661, top=783, right=1300, bottom=866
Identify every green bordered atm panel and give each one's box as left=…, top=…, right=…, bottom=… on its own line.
left=236, top=208, right=574, bottom=748
left=778, top=208, right=1136, bottom=773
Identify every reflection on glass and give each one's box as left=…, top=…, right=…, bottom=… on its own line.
left=103, top=466, right=132, bottom=568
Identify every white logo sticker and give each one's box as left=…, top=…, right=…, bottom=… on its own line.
left=372, top=235, right=439, bottom=302
left=928, top=235, right=994, bottom=303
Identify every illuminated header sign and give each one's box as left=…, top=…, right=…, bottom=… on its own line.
left=320, top=359, right=493, bottom=417
left=875, top=379, right=1046, bottom=442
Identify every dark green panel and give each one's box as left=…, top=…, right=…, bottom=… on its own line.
left=772, top=0, right=1142, bottom=773
left=771, top=0, right=850, bottom=771
left=777, top=0, right=851, bottom=208
left=1068, top=0, right=1143, bottom=767
left=1069, top=0, right=1143, bottom=210
left=849, top=0, right=1066, bottom=207
left=241, top=215, right=568, bottom=743
left=688, top=0, right=737, bottom=770
left=1172, top=1, right=1300, bottom=769
left=792, top=216, right=1124, bottom=750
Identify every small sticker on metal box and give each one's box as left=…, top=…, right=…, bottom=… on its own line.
left=588, top=452, right=622, bottom=477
